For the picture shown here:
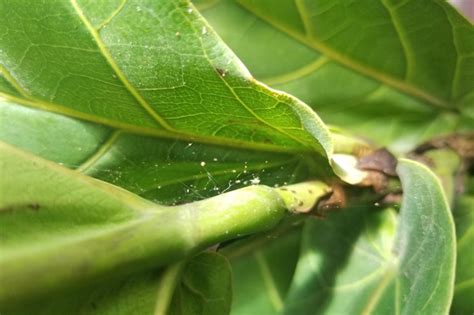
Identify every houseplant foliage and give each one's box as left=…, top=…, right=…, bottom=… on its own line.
left=0, top=0, right=472, bottom=314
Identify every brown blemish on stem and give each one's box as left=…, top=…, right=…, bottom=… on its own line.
left=0, top=203, right=41, bottom=212
left=316, top=184, right=346, bottom=218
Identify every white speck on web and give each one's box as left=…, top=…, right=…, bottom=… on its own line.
left=250, top=177, right=260, bottom=185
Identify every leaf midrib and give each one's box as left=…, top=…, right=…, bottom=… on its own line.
left=0, top=92, right=310, bottom=154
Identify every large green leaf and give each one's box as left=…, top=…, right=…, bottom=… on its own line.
left=0, top=1, right=342, bottom=204
left=406, top=148, right=473, bottom=314
left=0, top=0, right=336, bottom=203
left=282, top=159, right=456, bottom=314
left=198, top=0, right=474, bottom=151
left=3, top=252, right=232, bottom=315
left=451, top=182, right=474, bottom=314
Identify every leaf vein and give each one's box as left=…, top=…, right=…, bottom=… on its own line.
left=255, top=251, right=283, bottom=312
left=96, top=0, right=128, bottom=31
left=380, top=0, right=412, bottom=80
left=436, top=2, right=462, bottom=102
left=294, top=0, right=314, bottom=38
left=76, top=130, right=122, bottom=172
left=0, top=92, right=306, bottom=154
left=261, top=56, right=330, bottom=86
left=239, top=2, right=457, bottom=113
left=176, top=2, right=311, bottom=148
left=0, top=64, right=31, bottom=99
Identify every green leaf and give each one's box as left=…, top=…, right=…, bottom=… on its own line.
left=0, top=0, right=335, bottom=199
left=167, top=252, right=232, bottom=315
left=3, top=252, right=232, bottom=315
left=451, top=191, right=474, bottom=314
left=1, top=141, right=327, bottom=306
left=282, top=159, right=456, bottom=314
left=0, top=102, right=319, bottom=205
left=198, top=0, right=474, bottom=151
left=223, top=225, right=302, bottom=315
left=0, top=0, right=342, bottom=205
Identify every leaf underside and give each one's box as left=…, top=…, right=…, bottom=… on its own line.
left=0, top=0, right=337, bottom=205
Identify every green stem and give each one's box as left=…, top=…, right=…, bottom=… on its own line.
left=0, top=142, right=330, bottom=305
left=0, top=185, right=286, bottom=303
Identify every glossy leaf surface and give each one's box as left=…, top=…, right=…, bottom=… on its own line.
left=282, top=159, right=455, bottom=314
left=198, top=0, right=474, bottom=151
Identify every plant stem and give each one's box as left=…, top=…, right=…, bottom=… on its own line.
left=1, top=185, right=287, bottom=303
left=0, top=142, right=330, bottom=305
